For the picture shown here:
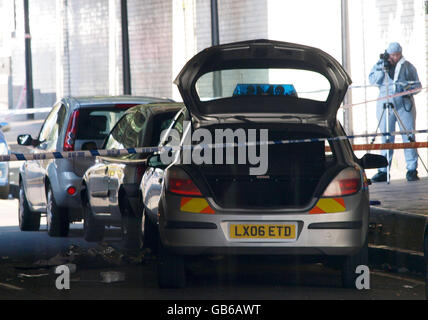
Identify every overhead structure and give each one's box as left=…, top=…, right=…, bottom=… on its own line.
left=341, top=0, right=352, bottom=135
left=210, top=0, right=222, bottom=98
left=23, top=0, right=34, bottom=119
left=121, top=0, right=132, bottom=95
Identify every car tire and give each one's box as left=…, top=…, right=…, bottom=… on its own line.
left=120, top=196, right=142, bottom=250
left=46, top=186, right=69, bottom=237
left=83, top=193, right=105, bottom=242
left=18, top=183, right=40, bottom=231
left=157, top=238, right=186, bottom=289
left=341, top=237, right=368, bottom=289
left=0, top=184, right=9, bottom=199
left=142, top=208, right=158, bottom=254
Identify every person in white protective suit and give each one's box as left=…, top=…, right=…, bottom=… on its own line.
left=369, top=42, right=422, bottom=182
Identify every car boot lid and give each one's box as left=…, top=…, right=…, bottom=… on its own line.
left=174, top=39, right=351, bottom=126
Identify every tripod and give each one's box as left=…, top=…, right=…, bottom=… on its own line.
left=371, top=66, right=428, bottom=183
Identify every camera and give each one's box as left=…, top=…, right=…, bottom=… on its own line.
left=379, top=50, right=391, bottom=69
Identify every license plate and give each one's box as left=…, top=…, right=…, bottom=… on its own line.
left=229, top=223, right=297, bottom=240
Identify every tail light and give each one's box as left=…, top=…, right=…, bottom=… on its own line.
left=63, top=110, right=80, bottom=151
left=322, top=167, right=362, bottom=197
left=67, top=186, right=76, bottom=195
left=166, top=167, right=202, bottom=196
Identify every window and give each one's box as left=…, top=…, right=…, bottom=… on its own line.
left=38, top=103, right=66, bottom=150
left=149, top=112, right=178, bottom=147
left=76, top=107, right=127, bottom=143
left=160, top=109, right=188, bottom=147
left=104, top=111, right=146, bottom=152
left=195, top=68, right=331, bottom=102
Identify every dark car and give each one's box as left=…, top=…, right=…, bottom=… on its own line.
left=140, top=40, right=387, bottom=288
left=17, top=96, right=172, bottom=237
left=81, top=102, right=183, bottom=248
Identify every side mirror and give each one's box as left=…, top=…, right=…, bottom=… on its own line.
left=359, top=153, right=388, bottom=169
left=147, top=153, right=167, bottom=169
left=81, top=141, right=97, bottom=151
left=17, top=134, right=33, bottom=146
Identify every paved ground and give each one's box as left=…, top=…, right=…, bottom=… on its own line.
left=0, top=199, right=424, bottom=300
left=369, top=177, right=428, bottom=216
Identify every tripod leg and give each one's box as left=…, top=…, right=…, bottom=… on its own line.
left=390, top=106, right=428, bottom=174
left=371, top=107, right=386, bottom=144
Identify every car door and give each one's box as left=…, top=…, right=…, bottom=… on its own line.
left=24, top=103, right=64, bottom=209
left=143, top=109, right=187, bottom=221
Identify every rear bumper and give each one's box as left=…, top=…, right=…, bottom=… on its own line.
left=161, top=225, right=365, bottom=256
left=54, top=171, right=82, bottom=209
left=159, top=193, right=369, bottom=257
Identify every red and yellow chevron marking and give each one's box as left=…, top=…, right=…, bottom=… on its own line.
left=180, top=197, right=215, bottom=214
left=309, top=198, right=346, bottom=214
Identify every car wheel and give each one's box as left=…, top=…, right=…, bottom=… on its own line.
left=341, top=237, right=368, bottom=289
left=46, top=186, right=69, bottom=237
left=142, top=208, right=158, bottom=254
left=82, top=193, right=104, bottom=242
left=157, top=238, right=186, bottom=289
left=120, top=196, right=142, bottom=250
left=0, top=184, right=9, bottom=199
left=18, top=183, right=40, bottom=231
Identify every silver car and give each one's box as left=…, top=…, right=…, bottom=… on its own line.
left=140, top=40, right=387, bottom=288
left=81, top=102, right=182, bottom=248
left=0, top=125, right=10, bottom=199
left=17, top=95, right=171, bottom=237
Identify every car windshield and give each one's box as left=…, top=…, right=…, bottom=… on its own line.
left=104, top=111, right=146, bottom=150
left=195, top=68, right=331, bottom=102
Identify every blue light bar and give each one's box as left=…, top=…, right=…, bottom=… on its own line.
left=233, top=84, right=298, bottom=97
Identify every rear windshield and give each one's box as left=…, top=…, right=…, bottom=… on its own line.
left=195, top=68, right=331, bottom=102
left=75, top=107, right=129, bottom=141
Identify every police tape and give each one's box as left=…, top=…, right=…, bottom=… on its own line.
left=0, top=107, right=51, bottom=116
left=0, top=81, right=422, bottom=116
left=0, top=146, right=161, bottom=162
left=2, top=128, right=428, bottom=162
left=0, top=83, right=424, bottom=116
left=342, top=86, right=426, bottom=109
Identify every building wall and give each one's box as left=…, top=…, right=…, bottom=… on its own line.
left=65, top=0, right=110, bottom=97
left=267, top=0, right=342, bottom=62
left=128, top=0, right=173, bottom=99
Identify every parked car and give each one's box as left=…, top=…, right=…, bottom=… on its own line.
left=17, top=96, right=172, bottom=237
left=81, top=102, right=183, bottom=248
left=0, top=123, right=10, bottom=199
left=140, top=39, right=388, bottom=288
